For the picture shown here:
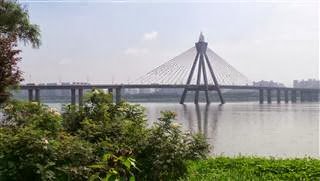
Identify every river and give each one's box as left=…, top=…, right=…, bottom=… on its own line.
left=48, top=102, right=319, bottom=158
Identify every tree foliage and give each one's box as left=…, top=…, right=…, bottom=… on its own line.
left=0, top=0, right=41, bottom=104
left=0, top=0, right=41, bottom=48
left=137, top=111, right=209, bottom=180
left=0, top=91, right=209, bottom=181
left=0, top=35, right=22, bottom=103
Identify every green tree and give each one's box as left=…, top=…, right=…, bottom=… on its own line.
left=0, top=36, right=22, bottom=103
left=0, top=0, right=41, bottom=47
left=0, top=0, right=41, bottom=104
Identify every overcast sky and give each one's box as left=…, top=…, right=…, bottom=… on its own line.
left=19, top=0, right=319, bottom=86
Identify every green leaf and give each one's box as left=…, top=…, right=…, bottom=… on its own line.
left=89, top=164, right=104, bottom=169
left=129, top=176, right=135, bottom=181
left=102, top=153, right=112, bottom=161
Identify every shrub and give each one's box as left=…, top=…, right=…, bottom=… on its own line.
left=62, top=89, right=149, bottom=154
left=0, top=90, right=209, bottom=181
left=137, top=111, right=210, bottom=180
left=0, top=101, right=95, bottom=181
left=63, top=90, right=209, bottom=180
left=89, top=150, right=138, bottom=181
left=1, top=101, right=61, bottom=133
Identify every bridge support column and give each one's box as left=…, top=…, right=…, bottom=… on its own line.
left=205, top=53, right=224, bottom=104
left=115, top=87, right=121, bottom=104
left=309, top=91, right=318, bottom=102
left=78, top=88, right=83, bottom=106
left=267, top=89, right=272, bottom=103
left=284, top=90, right=289, bottom=103
left=291, top=90, right=297, bottom=103
left=180, top=34, right=224, bottom=104
left=300, top=91, right=305, bottom=102
left=201, top=53, right=210, bottom=104
left=315, top=91, right=320, bottom=102
left=35, top=89, right=40, bottom=102
left=259, top=89, right=264, bottom=104
left=194, top=53, right=203, bottom=104
left=71, top=88, right=76, bottom=105
left=308, top=91, right=312, bottom=102
left=312, top=91, right=316, bottom=101
left=276, top=89, right=281, bottom=103
left=194, top=91, right=199, bottom=104
left=28, top=89, right=33, bottom=102
left=108, top=88, right=113, bottom=101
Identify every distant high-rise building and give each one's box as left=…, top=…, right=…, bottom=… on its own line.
left=293, top=79, right=320, bottom=88
left=253, top=80, right=285, bottom=87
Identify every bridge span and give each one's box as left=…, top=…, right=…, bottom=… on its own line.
left=18, top=34, right=320, bottom=105
left=19, top=84, right=320, bottom=105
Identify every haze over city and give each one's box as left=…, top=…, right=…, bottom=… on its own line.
left=19, top=0, right=319, bottom=86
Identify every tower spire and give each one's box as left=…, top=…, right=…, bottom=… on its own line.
left=198, top=32, right=205, bottom=42
left=180, top=33, right=225, bottom=104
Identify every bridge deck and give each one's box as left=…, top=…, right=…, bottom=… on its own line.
left=19, top=84, right=320, bottom=91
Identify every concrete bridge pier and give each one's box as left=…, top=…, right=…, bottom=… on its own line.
left=69, top=88, right=85, bottom=106
left=267, top=89, right=272, bottom=103
left=68, top=87, right=121, bottom=105
left=284, top=90, right=289, bottom=103
left=315, top=91, right=320, bottom=102
left=71, top=88, right=76, bottom=105
left=304, top=90, right=312, bottom=102
left=276, top=89, right=281, bottom=103
left=78, top=88, right=83, bottom=106
left=310, top=90, right=316, bottom=102
left=28, top=89, right=33, bottom=102
left=259, top=89, right=264, bottom=104
left=115, top=87, right=122, bottom=104
left=27, top=88, right=40, bottom=103
left=300, top=90, right=304, bottom=102
left=108, top=88, right=113, bottom=101
left=291, top=90, right=297, bottom=103
left=35, top=89, right=40, bottom=102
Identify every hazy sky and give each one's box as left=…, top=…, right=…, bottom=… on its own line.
left=19, top=0, right=319, bottom=86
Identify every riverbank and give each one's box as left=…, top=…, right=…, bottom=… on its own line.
left=184, top=156, right=320, bottom=180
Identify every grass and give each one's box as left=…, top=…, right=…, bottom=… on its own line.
left=183, top=156, right=320, bottom=180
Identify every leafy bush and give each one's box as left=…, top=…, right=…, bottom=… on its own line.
left=2, top=101, right=61, bottom=133
left=137, top=111, right=210, bottom=180
left=89, top=150, right=138, bottom=181
left=63, top=90, right=209, bottom=180
left=62, top=89, right=149, bottom=155
left=0, top=101, right=95, bottom=181
left=0, top=90, right=209, bottom=181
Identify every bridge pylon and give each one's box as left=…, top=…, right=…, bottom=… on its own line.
left=180, top=33, right=225, bottom=104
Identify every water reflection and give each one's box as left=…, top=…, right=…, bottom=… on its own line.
left=47, top=102, right=319, bottom=158
left=143, top=102, right=319, bottom=158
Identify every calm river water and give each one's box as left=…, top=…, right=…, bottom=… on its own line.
left=49, top=102, right=319, bottom=158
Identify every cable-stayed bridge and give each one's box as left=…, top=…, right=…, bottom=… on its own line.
left=20, top=33, right=320, bottom=104
left=135, top=46, right=250, bottom=86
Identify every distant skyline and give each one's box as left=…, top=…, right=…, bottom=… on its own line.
left=19, top=0, right=319, bottom=86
